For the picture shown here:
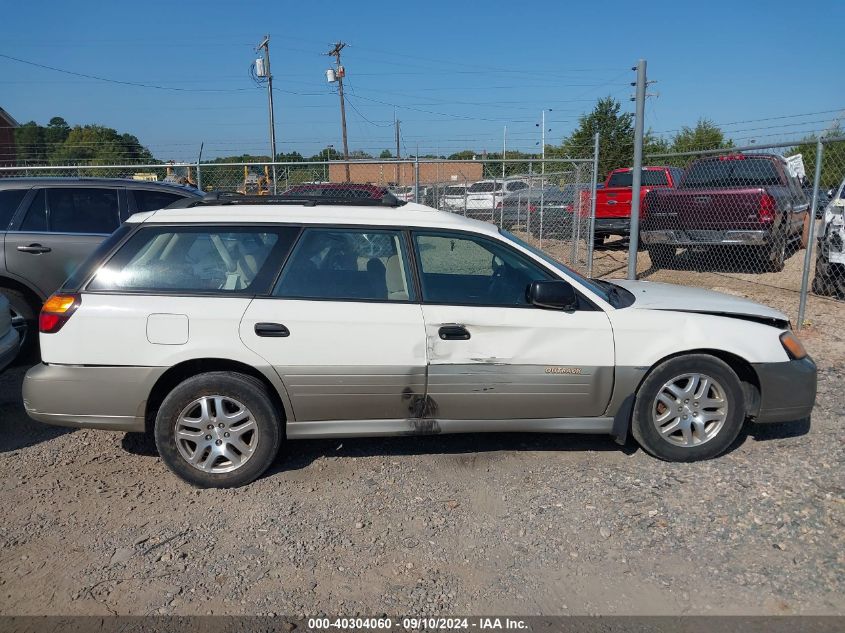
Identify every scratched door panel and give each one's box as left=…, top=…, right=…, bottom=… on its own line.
left=421, top=304, right=614, bottom=420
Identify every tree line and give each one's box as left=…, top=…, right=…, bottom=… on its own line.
left=14, top=104, right=842, bottom=189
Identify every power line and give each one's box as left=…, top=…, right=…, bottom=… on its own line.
left=0, top=53, right=254, bottom=93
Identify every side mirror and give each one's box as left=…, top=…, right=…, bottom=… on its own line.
left=528, top=280, right=578, bottom=311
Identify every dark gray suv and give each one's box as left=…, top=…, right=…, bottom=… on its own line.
left=0, top=178, right=201, bottom=354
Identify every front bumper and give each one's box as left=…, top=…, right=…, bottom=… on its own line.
left=752, top=356, right=817, bottom=424
left=23, top=363, right=166, bottom=432
left=641, top=229, right=770, bottom=246
left=0, top=327, right=20, bottom=373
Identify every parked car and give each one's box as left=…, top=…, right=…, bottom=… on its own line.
left=0, top=294, right=20, bottom=374
left=284, top=183, right=395, bottom=201
left=24, top=196, right=815, bottom=487
left=0, top=178, right=202, bottom=357
left=812, top=176, right=845, bottom=298
left=641, top=154, right=809, bottom=271
left=805, top=185, right=831, bottom=219
left=390, top=185, right=416, bottom=202
left=582, top=167, right=683, bottom=246
left=497, top=184, right=589, bottom=236
left=439, top=184, right=468, bottom=212
left=464, top=179, right=528, bottom=219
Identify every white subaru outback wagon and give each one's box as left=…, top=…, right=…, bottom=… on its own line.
left=23, top=195, right=817, bottom=487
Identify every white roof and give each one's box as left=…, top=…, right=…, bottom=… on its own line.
left=130, top=202, right=501, bottom=236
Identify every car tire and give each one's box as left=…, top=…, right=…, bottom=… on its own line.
left=646, top=245, right=676, bottom=269
left=800, top=214, right=812, bottom=249
left=154, top=371, right=282, bottom=488
left=758, top=227, right=787, bottom=272
left=0, top=287, right=39, bottom=362
left=631, top=354, right=745, bottom=462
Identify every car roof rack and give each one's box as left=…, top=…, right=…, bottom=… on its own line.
left=165, top=190, right=406, bottom=209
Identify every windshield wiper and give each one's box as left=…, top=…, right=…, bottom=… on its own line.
left=591, top=279, right=622, bottom=307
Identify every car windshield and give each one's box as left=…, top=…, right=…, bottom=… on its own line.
left=499, top=229, right=614, bottom=305
left=681, top=157, right=781, bottom=188
left=444, top=186, right=466, bottom=196
left=607, top=170, right=669, bottom=187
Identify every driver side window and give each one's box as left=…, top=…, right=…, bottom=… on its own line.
left=413, top=231, right=551, bottom=306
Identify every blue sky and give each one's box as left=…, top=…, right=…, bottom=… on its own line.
left=1, top=0, right=843, bottom=161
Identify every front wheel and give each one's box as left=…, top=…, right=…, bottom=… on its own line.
left=631, top=354, right=745, bottom=462
left=154, top=372, right=282, bottom=488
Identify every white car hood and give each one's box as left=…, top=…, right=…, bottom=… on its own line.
left=610, top=279, right=788, bottom=322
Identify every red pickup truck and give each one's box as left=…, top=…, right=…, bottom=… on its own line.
left=640, top=154, right=809, bottom=272
left=585, top=166, right=684, bottom=245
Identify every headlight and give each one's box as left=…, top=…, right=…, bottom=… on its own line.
left=780, top=331, right=807, bottom=360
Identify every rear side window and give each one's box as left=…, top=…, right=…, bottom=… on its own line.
left=274, top=228, right=415, bottom=302
left=0, top=189, right=27, bottom=229
left=20, top=189, right=47, bottom=231
left=49, top=188, right=120, bottom=233
left=133, top=189, right=190, bottom=212
left=87, top=226, right=299, bottom=294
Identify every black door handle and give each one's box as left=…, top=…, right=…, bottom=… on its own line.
left=438, top=324, right=470, bottom=340
left=254, top=322, right=290, bottom=337
left=17, top=244, right=51, bottom=254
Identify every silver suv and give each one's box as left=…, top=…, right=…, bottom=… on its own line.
left=0, top=178, right=201, bottom=355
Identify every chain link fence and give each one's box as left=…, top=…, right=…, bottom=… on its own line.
left=1, top=138, right=842, bottom=337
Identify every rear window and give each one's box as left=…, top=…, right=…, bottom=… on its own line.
left=681, top=158, right=782, bottom=188
left=60, top=224, right=134, bottom=292
left=133, top=189, right=191, bottom=212
left=86, top=226, right=299, bottom=294
left=468, top=182, right=502, bottom=193
left=444, top=186, right=466, bottom=196
left=0, top=189, right=27, bottom=229
left=607, top=170, right=669, bottom=187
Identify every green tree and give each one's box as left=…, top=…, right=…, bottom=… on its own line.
left=671, top=119, right=733, bottom=154
left=447, top=150, right=477, bottom=160
left=787, top=127, right=845, bottom=192
left=308, top=147, right=343, bottom=161
left=379, top=149, right=393, bottom=159
left=14, top=121, right=47, bottom=163
left=553, top=96, right=634, bottom=180
left=50, top=125, right=153, bottom=164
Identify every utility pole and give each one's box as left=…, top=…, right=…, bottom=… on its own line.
left=326, top=42, right=350, bottom=182
left=395, top=115, right=401, bottom=185
left=627, top=59, right=647, bottom=280
left=256, top=35, right=278, bottom=194
left=502, top=126, right=507, bottom=179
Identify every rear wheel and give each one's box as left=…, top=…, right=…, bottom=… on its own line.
left=0, top=287, right=39, bottom=361
left=631, top=354, right=745, bottom=462
left=757, top=227, right=787, bottom=272
left=646, top=245, right=676, bottom=269
left=154, top=372, right=282, bottom=488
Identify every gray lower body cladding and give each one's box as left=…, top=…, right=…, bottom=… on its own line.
left=23, top=363, right=165, bottom=432
left=752, top=356, right=817, bottom=423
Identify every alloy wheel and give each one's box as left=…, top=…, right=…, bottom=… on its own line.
left=651, top=373, right=728, bottom=447
left=174, top=395, right=259, bottom=473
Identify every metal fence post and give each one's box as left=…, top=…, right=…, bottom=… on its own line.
left=797, top=138, right=825, bottom=330
left=414, top=157, right=420, bottom=203
left=627, top=59, right=647, bottom=280
left=586, top=132, right=600, bottom=277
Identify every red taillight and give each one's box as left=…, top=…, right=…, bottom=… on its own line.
left=718, top=154, right=746, bottom=161
left=528, top=204, right=537, bottom=213
left=496, top=201, right=502, bottom=209
left=39, top=293, right=80, bottom=334
left=759, top=194, right=776, bottom=223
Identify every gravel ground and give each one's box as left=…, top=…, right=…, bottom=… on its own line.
left=1, top=237, right=843, bottom=616
left=0, top=348, right=842, bottom=616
